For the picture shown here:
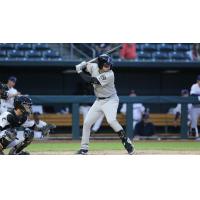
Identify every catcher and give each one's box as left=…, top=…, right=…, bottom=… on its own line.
left=0, top=96, right=55, bottom=155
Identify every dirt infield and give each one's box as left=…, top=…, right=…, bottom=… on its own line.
left=32, top=150, right=200, bottom=155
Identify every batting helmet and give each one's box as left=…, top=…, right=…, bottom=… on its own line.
left=97, top=54, right=113, bottom=69
left=14, top=96, right=32, bottom=114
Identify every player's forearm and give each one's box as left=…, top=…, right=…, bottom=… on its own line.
left=79, top=72, right=100, bottom=85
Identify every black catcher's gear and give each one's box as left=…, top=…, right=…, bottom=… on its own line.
left=36, top=124, right=56, bottom=137
left=9, top=128, right=34, bottom=155
left=97, top=54, right=113, bottom=69
left=0, top=129, right=17, bottom=149
left=14, top=96, right=32, bottom=114
left=117, top=130, right=134, bottom=155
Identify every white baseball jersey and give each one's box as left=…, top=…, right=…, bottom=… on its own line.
left=0, top=87, right=18, bottom=113
left=190, top=83, right=200, bottom=95
left=190, top=83, right=200, bottom=107
left=86, top=63, right=117, bottom=98
left=173, top=104, right=192, bottom=114
left=120, top=103, right=145, bottom=121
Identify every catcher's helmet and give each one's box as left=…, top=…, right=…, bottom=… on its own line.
left=97, top=54, right=113, bottom=69
left=14, top=96, right=32, bottom=114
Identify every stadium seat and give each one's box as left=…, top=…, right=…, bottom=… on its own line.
left=26, top=50, right=43, bottom=59
left=0, top=50, right=7, bottom=58
left=174, top=43, right=191, bottom=52
left=44, top=50, right=61, bottom=59
left=136, top=43, right=143, bottom=52
left=7, top=50, right=24, bottom=59
left=158, top=44, right=174, bottom=52
left=0, top=43, right=15, bottom=50
left=142, top=44, right=157, bottom=52
left=152, top=52, right=169, bottom=61
left=16, top=43, right=33, bottom=50
left=169, top=52, right=187, bottom=61
left=33, top=43, right=50, bottom=51
left=137, top=51, right=152, bottom=60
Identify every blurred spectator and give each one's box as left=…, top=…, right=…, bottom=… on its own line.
left=0, top=76, right=21, bottom=114
left=192, top=44, right=200, bottom=61
left=120, top=90, right=145, bottom=130
left=93, top=43, right=112, bottom=56
left=172, top=89, right=192, bottom=129
left=120, top=43, right=137, bottom=60
left=134, top=112, right=155, bottom=138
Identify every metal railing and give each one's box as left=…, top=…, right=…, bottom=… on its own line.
left=30, top=95, right=200, bottom=140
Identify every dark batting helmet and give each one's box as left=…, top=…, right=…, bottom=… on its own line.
left=14, top=96, right=32, bottom=114
left=97, top=54, right=113, bottom=69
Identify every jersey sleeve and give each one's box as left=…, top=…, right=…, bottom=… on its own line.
left=86, top=63, right=97, bottom=74
left=190, top=85, right=197, bottom=95
left=96, top=71, right=114, bottom=86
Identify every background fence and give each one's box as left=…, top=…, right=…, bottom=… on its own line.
left=30, top=95, right=200, bottom=139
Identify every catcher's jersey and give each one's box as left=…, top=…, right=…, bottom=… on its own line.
left=86, top=63, right=117, bottom=98
left=0, top=109, right=28, bottom=131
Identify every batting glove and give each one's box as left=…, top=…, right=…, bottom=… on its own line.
left=75, top=61, right=87, bottom=73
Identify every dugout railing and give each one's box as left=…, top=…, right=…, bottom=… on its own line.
left=30, top=95, right=200, bottom=140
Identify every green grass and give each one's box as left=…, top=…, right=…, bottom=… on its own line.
left=23, top=140, right=200, bottom=152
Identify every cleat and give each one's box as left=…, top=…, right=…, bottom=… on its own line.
left=76, top=149, right=88, bottom=155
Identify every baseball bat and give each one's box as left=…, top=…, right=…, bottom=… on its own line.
left=87, top=44, right=122, bottom=64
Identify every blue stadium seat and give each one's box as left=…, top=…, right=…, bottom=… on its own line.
left=44, top=50, right=61, bottom=59
left=26, top=50, right=42, bottom=59
left=136, top=44, right=143, bottom=51
left=137, top=51, right=152, bottom=60
left=142, top=44, right=157, bottom=52
left=158, top=44, right=174, bottom=52
left=0, top=50, right=7, bottom=58
left=0, top=43, right=15, bottom=50
left=174, top=44, right=191, bottom=52
left=169, top=52, right=187, bottom=61
left=33, top=43, right=50, bottom=51
left=16, top=43, right=33, bottom=50
left=8, top=50, right=24, bottom=59
left=152, top=52, right=169, bottom=61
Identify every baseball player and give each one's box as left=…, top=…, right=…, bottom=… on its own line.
left=173, top=89, right=192, bottom=130
left=0, top=76, right=21, bottom=114
left=75, top=54, right=134, bottom=155
left=0, top=95, right=34, bottom=155
left=0, top=82, right=9, bottom=100
left=120, top=90, right=145, bottom=130
left=7, top=112, right=56, bottom=154
left=190, top=75, right=200, bottom=138
left=31, top=112, right=56, bottom=139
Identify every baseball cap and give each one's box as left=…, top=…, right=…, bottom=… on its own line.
left=197, top=75, right=200, bottom=81
left=8, top=76, right=17, bottom=83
